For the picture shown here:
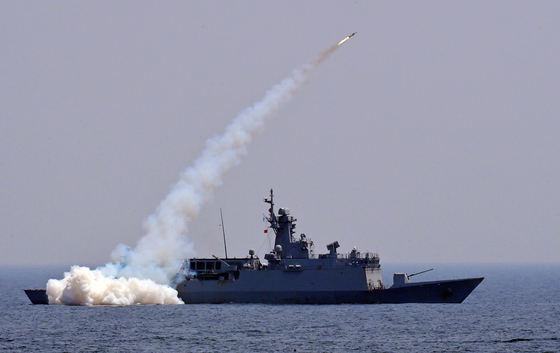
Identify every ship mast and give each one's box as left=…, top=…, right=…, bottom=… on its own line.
left=264, top=189, right=278, bottom=233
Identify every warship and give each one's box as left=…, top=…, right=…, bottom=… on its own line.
left=175, top=190, right=483, bottom=304
left=23, top=190, right=483, bottom=305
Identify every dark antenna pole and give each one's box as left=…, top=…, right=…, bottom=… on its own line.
left=220, top=208, right=228, bottom=259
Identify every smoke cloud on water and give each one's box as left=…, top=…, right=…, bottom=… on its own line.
left=46, top=43, right=341, bottom=305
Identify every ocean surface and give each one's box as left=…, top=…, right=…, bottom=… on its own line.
left=1, top=263, right=558, bottom=352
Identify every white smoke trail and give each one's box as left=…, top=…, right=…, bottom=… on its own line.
left=47, top=43, right=341, bottom=305
left=47, top=266, right=181, bottom=305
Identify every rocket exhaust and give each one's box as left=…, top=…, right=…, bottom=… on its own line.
left=338, top=32, right=357, bottom=46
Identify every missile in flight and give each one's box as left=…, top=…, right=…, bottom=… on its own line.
left=338, top=32, right=357, bottom=46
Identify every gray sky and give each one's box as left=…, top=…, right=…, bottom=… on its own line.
left=1, top=1, right=559, bottom=266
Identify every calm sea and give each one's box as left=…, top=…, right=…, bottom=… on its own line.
left=1, top=263, right=558, bottom=352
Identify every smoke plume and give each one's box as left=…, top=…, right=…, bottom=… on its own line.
left=47, top=43, right=341, bottom=305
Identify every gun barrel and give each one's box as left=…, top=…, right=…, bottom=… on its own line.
left=408, top=268, right=434, bottom=277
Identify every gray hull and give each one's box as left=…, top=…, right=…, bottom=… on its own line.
left=177, top=277, right=483, bottom=304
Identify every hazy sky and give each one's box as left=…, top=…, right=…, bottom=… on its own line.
left=1, top=1, right=559, bottom=266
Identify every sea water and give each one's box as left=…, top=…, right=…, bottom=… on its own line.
left=1, top=263, right=558, bottom=352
